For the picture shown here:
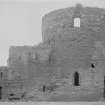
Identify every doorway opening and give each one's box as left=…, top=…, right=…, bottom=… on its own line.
left=0, top=86, right=2, bottom=100
left=74, top=72, right=80, bottom=86
left=104, top=76, right=105, bottom=98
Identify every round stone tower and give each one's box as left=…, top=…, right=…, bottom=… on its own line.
left=42, top=4, right=105, bottom=43
left=42, top=4, right=105, bottom=90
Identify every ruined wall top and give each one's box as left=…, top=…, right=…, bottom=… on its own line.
left=42, top=4, right=105, bottom=42
left=8, top=42, right=52, bottom=67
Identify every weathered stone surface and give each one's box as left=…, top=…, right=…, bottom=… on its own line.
left=4, top=4, right=105, bottom=101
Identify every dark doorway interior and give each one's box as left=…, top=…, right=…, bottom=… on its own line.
left=74, top=72, right=80, bottom=86
left=0, top=86, right=2, bottom=100
left=104, top=76, right=105, bottom=98
left=42, top=85, right=46, bottom=92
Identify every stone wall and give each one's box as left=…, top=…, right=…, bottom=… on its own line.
left=41, top=4, right=105, bottom=89
left=6, top=4, right=105, bottom=100
left=7, top=42, right=53, bottom=89
left=42, top=4, right=105, bottom=42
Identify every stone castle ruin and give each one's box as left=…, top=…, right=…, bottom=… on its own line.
left=0, top=4, right=105, bottom=101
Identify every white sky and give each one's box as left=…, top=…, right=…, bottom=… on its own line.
left=0, top=0, right=105, bottom=66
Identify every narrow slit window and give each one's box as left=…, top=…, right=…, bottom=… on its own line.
left=74, top=18, right=80, bottom=27
left=74, top=72, right=80, bottom=86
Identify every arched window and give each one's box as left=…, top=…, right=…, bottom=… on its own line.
left=74, top=18, right=80, bottom=27
left=74, top=72, right=80, bottom=86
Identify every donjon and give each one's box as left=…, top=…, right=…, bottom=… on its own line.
left=6, top=4, right=105, bottom=101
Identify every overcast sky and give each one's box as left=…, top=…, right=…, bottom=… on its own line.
left=0, top=0, right=105, bottom=66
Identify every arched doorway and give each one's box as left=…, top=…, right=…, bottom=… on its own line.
left=74, top=72, right=80, bottom=86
